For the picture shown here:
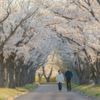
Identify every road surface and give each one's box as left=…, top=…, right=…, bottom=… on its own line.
left=14, top=84, right=97, bottom=100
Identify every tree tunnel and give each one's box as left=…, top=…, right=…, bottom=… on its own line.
left=0, top=0, right=100, bottom=88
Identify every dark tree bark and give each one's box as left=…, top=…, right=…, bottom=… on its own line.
left=30, top=71, right=36, bottom=84
left=27, top=69, right=36, bottom=84
left=19, top=69, right=23, bottom=86
left=8, top=64, right=16, bottom=88
left=6, top=68, right=9, bottom=87
left=38, top=73, right=43, bottom=83
left=0, top=52, right=6, bottom=87
left=84, top=58, right=91, bottom=84
left=32, top=72, right=36, bottom=83
left=95, top=57, right=100, bottom=84
left=24, top=69, right=28, bottom=85
left=19, top=67, right=27, bottom=86
left=22, top=69, right=28, bottom=86
left=15, top=59, right=24, bottom=87
left=1, top=65, right=6, bottom=88
left=74, top=55, right=88, bottom=85
left=15, top=67, right=21, bottom=87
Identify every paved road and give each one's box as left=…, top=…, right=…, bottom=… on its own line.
left=14, top=84, right=96, bottom=100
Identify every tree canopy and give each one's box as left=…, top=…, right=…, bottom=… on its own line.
left=0, top=0, right=100, bottom=87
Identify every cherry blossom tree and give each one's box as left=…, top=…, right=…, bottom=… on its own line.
left=1, top=0, right=100, bottom=87
left=36, top=0, right=100, bottom=84
left=0, top=0, right=38, bottom=87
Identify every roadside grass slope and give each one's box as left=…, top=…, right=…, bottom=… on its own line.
left=0, top=84, right=38, bottom=99
left=63, top=83, right=100, bottom=98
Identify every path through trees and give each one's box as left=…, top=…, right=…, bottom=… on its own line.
left=14, top=84, right=95, bottom=100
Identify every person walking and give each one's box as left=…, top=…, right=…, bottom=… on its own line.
left=56, top=69, right=64, bottom=92
left=65, top=67, right=73, bottom=91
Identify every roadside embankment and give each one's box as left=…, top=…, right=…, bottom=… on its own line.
left=0, top=84, right=38, bottom=100
left=63, top=83, right=100, bottom=98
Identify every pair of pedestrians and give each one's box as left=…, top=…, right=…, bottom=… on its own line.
left=56, top=67, right=73, bottom=91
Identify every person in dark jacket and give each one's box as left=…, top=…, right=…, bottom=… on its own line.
left=65, top=67, right=73, bottom=91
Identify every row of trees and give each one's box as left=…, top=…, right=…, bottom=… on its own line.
left=46, top=0, right=100, bottom=84
left=33, top=0, right=100, bottom=85
left=0, top=0, right=40, bottom=88
left=0, top=0, right=61, bottom=88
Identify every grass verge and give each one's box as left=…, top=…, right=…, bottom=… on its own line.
left=0, top=84, right=38, bottom=99
left=63, top=83, right=100, bottom=98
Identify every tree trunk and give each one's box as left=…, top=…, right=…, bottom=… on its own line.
left=0, top=52, right=7, bottom=88
left=30, top=71, right=35, bottom=84
left=6, top=69, right=9, bottom=87
left=1, top=66, right=6, bottom=87
left=85, top=77, right=90, bottom=84
left=95, top=75, right=100, bottom=84
left=27, top=69, right=36, bottom=84
left=20, top=68, right=27, bottom=86
left=43, top=66, right=53, bottom=83
left=95, top=58, right=100, bottom=84
left=79, top=76, right=85, bottom=85
left=85, top=61, right=91, bottom=84
left=75, top=65, right=86, bottom=85
left=38, top=73, right=43, bottom=83
left=32, top=72, right=36, bottom=83
left=46, top=78, right=50, bottom=82
left=25, top=69, right=28, bottom=84
left=22, top=69, right=27, bottom=86
left=21, top=68, right=28, bottom=86
left=0, top=52, right=4, bottom=87
left=9, top=65, right=16, bottom=88
left=19, top=70, right=23, bottom=86
left=15, top=67, right=21, bottom=87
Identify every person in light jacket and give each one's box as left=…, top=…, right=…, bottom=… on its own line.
left=56, top=69, right=64, bottom=91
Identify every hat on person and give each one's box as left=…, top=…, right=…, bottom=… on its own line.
left=67, top=67, right=70, bottom=69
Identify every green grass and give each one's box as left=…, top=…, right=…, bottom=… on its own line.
left=63, top=83, right=100, bottom=98
left=16, top=84, right=38, bottom=92
left=0, top=84, right=38, bottom=99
